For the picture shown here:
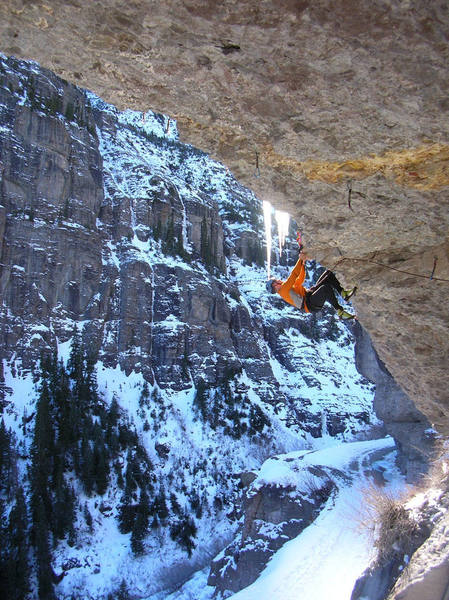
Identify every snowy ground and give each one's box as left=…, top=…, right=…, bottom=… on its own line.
left=159, top=437, right=407, bottom=600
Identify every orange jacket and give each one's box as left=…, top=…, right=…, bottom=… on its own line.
left=277, top=257, right=310, bottom=313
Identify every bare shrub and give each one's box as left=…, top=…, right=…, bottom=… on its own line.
left=361, top=485, right=418, bottom=566
left=303, top=473, right=335, bottom=504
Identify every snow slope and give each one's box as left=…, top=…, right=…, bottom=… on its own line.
left=162, top=438, right=407, bottom=600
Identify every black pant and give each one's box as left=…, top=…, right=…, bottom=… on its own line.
left=307, top=270, right=343, bottom=312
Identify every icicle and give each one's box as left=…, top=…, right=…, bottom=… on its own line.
left=263, top=200, right=272, bottom=279
left=274, top=209, right=290, bottom=256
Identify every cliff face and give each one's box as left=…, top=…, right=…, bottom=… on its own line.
left=352, top=322, right=435, bottom=483
left=0, top=54, right=375, bottom=434
left=0, top=55, right=384, bottom=599
left=1, top=0, right=448, bottom=434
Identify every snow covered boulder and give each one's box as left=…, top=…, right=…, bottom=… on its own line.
left=208, top=457, right=339, bottom=597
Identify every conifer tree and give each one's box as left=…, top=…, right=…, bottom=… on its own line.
left=154, top=485, right=169, bottom=522
left=139, top=382, right=150, bottom=408
left=93, top=439, right=109, bottom=495
left=54, top=360, right=72, bottom=452
left=30, top=379, right=55, bottom=525
left=0, top=420, right=14, bottom=497
left=84, top=347, right=100, bottom=408
left=34, top=497, right=56, bottom=600
left=7, top=487, right=30, bottom=600
left=67, top=326, right=83, bottom=382
left=84, top=503, right=93, bottom=533
left=193, top=379, right=208, bottom=420
left=124, top=450, right=138, bottom=499
left=0, top=498, right=9, bottom=598
left=170, top=512, right=197, bottom=557
left=117, top=579, right=130, bottom=600
left=80, top=433, right=94, bottom=496
left=130, top=511, right=146, bottom=556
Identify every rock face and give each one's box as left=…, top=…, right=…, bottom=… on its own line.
left=352, top=481, right=449, bottom=600
left=1, top=0, right=448, bottom=434
left=352, top=322, right=436, bottom=483
left=208, top=463, right=337, bottom=596
left=388, top=497, right=449, bottom=600
left=0, top=55, right=375, bottom=442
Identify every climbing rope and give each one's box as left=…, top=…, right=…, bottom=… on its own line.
left=331, top=256, right=449, bottom=283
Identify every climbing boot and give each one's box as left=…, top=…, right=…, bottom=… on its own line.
left=341, top=286, right=357, bottom=301
left=337, top=308, right=356, bottom=320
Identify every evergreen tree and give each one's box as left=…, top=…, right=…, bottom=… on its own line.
left=249, top=404, right=270, bottom=434
left=117, top=500, right=135, bottom=534
left=53, top=360, right=72, bottom=453
left=0, top=420, right=16, bottom=498
left=124, top=450, right=138, bottom=499
left=84, top=503, right=93, bottom=533
left=7, top=487, right=30, bottom=600
left=139, top=382, right=150, bottom=408
left=0, top=499, right=9, bottom=598
left=139, top=488, right=151, bottom=531
left=67, top=325, right=83, bottom=382
left=117, top=579, right=130, bottom=600
left=30, top=378, right=55, bottom=528
left=80, top=433, right=94, bottom=496
left=65, top=485, right=77, bottom=547
left=34, top=497, right=56, bottom=600
left=84, top=347, right=100, bottom=408
left=130, top=511, right=146, bottom=556
left=193, top=379, right=208, bottom=420
left=93, top=438, right=109, bottom=495
left=154, top=486, right=169, bottom=522
left=170, top=492, right=182, bottom=516
left=170, top=512, right=197, bottom=557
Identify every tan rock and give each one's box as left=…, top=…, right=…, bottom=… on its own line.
left=1, top=0, right=448, bottom=431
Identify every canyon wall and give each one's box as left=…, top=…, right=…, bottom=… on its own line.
left=1, top=0, right=447, bottom=433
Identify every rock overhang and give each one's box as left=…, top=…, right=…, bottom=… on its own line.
left=1, top=0, right=448, bottom=432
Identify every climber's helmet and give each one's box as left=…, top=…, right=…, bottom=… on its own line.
left=266, top=279, right=278, bottom=293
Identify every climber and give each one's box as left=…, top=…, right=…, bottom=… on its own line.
left=266, top=238, right=357, bottom=319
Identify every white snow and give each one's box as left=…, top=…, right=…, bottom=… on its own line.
left=231, top=438, right=406, bottom=600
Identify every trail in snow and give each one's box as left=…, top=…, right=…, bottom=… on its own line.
left=230, top=437, right=405, bottom=600
left=157, top=438, right=406, bottom=600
